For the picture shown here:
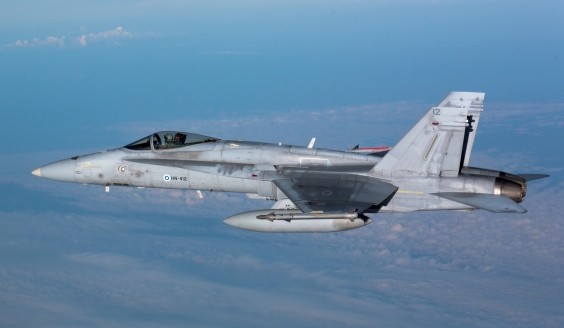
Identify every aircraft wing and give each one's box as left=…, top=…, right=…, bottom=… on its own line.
left=272, top=172, right=398, bottom=214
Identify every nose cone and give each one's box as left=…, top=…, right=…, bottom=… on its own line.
left=32, top=159, right=76, bottom=183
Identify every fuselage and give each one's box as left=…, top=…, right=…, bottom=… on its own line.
left=36, top=139, right=502, bottom=213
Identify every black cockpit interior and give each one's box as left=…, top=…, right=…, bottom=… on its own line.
left=124, top=131, right=219, bottom=151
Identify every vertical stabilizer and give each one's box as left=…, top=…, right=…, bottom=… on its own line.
left=371, top=92, right=484, bottom=179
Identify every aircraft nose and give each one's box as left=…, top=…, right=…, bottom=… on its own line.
left=32, top=159, right=76, bottom=183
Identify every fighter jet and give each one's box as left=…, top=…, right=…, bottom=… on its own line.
left=32, top=92, right=548, bottom=232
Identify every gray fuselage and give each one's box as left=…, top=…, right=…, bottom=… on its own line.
left=46, top=139, right=496, bottom=213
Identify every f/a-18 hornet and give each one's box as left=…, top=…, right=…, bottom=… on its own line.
left=33, top=92, right=548, bottom=232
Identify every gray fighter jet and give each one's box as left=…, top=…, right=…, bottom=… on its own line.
left=32, top=92, right=548, bottom=232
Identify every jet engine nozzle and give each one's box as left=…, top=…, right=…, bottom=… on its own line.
left=494, top=177, right=526, bottom=203
left=461, top=166, right=527, bottom=202
left=499, top=172, right=527, bottom=198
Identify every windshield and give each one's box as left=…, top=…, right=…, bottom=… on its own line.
left=124, top=131, right=219, bottom=151
left=124, top=135, right=152, bottom=151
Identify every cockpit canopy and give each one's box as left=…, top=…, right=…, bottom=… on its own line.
left=124, top=131, right=220, bottom=151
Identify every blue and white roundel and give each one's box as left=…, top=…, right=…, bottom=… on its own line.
left=163, top=174, right=171, bottom=181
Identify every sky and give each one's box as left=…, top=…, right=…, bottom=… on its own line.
left=1, top=0, right=563, bottom=327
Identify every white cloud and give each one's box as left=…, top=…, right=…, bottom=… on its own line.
left=3, top=27, right=134, bottom=48
left=76, top=26, right=132, bottom=47
left=77, top=35, right=87, bottom=46
left=391, top=223, right=404, bottom=232
left=1, top=100, right=563, bottom=327
left=4, top=36, right=66, bottom=48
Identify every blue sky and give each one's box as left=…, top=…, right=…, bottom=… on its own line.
left=1, top=1, right=563, bottom=327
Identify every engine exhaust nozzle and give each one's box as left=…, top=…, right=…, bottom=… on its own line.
left=494, top=177, right=525, bottom=203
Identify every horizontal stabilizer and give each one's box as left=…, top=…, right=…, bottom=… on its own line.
left=516, top=174, right=549, bottom=181
left=431, top=192, right=527, bottom=213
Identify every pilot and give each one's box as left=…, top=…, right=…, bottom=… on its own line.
left=173, top=133, right=187, bottom=145
left=164, top=134, right=173, bottom=146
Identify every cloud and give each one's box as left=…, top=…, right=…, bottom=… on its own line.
left=391, top=223, right=404, bottom=232
left=1, top=100, right=563, bottom=327
left=77, top=35, right=87, bottom=46
left=3, top=27, right=134, bottom=48
left=4, top=36, right=66, bottom=48
left=75, top=26, right=132, bottom=47
left=2, top=184, right=564, bottom=327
